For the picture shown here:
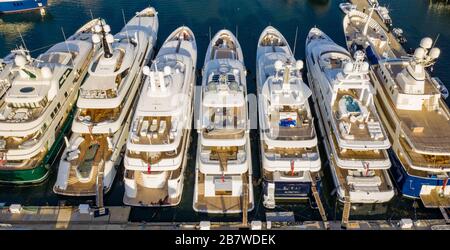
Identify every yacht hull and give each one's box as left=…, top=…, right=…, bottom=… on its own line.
left=388, top=149, right=448, bottom=199
left=0, top=109, right=73, bottom=184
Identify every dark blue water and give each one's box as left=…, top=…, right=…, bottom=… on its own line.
left=0, top=0, right=448, bottom=222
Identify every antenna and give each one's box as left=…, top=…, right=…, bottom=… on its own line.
left=122, top=9, right=131, bottom=41
left=209, top=26, right=211, bottom=41
left=17, top=29, right=28, bottom=52
left=61, top=27, right=75, bottom=66
left=89, top=9, right=94, bottom=20
left=432, top=33, right=440, bottom=48
left=293, top=26, right=299, bottom=57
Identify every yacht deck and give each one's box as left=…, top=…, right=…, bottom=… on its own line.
left=269, top=108, right=314, bottom=139
left=332, top=90, right=385, bottom=142
left=194, top=172, right=252, bottom=213
left=56, top=135, right=111, bottom=196
left=123, top=169, right=182, bottom=206
left=131, top=116, right=174, bottom=145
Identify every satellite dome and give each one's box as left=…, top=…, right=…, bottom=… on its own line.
left=414, top=47, right=426, bottom=60
left=14, top=55, right=27, bottom=67
left=94, top=25, right=102, bottom=33
left=295, top=60, right=304, bottom=70
left=105, top=34, right=114, bottom=44
left=420, top=37, right=433, bottom=49
left=92, top=34, right=101, bottom=44
left=41, top=67, right=53, bottom=79
left=274, top=60, right=283, bottom=71
left=143, top=66, right=151, bottom=76
left=103, top=24, right=111, bottom=33
left=429, top=47, right=441, bottom=59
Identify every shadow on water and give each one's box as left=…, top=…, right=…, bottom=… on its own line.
left=0, top=0, right=447, bottom=222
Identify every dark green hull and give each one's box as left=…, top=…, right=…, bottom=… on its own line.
left=0, top=109, right=74, bottom=184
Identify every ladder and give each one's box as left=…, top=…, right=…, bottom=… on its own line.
left=310, top=172, right=329, bottom=229
left=95, top=159, right=105, bottom=208
left=341, top=195, right=351, bottom=229
left=439, top=206, right=450, bottom=224
left=242, top=175, right=249, bottom=227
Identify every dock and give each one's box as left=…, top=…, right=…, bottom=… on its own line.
left=0, top=205, right=449, bottom=230
left=349, top=0, right=409, bottom=57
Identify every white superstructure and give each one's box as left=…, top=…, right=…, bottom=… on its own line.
left=53, top=7, right=158, bottom=196
left=123, top=26, right=196, bottom=206
left=306, top=28, right=394, bottom=203
left=256, top=26, right=320, bottom=209
left=0, top=18, right=102, bottom=184
left=193, top=29, right=254, bottom=213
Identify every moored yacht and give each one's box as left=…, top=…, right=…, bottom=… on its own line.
left=343, top=11, right=450, bottom=207
left=193, top=29, right=254, bottom=213
left=256, top=26, right=320, bottom=209
left=306, top=28, right=394, bottom=203
left=123, top=26, right=196, bottom=206
left=53, top=7, right=159, bottom=197
left=0, top=18, right=103, bottom=184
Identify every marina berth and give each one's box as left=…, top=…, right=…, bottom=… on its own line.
left=256, top=26, right=321, bottom=209
left=0, top=18, right=103, bottom=184
left=53, top=7, right=158, bottom=197
left=193, top=29, right=254, bottom=214
left=343, top=9, right=450, bottom=208
left=306, top=27, right=394, bottom=204
left=123, top=26, right=196, bottom=207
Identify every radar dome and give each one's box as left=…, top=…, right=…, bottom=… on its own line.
left=343, top=62, right=354, bottom=74
left=274, top=60, right=283, bottom=71
left=14, top=55, right=27, bottom=67
left=414, top=47, right=426, bottom=60
left=233, top=69, right=240, bottom=76
left=105, top=34, right=114, bottom=44
left=163, top=66, right=171, bottom=76
left=92, top=34, right=101, bottom=44
left=295, top=60, right=304, bottom=70
left=94, top=25, right=102, bottom=33
left=429, top=47, right=441, bottom=59
left=143, top=66, right=151, bottom=76
left=41, top=67, right=52, bottom=79
left=103, top=25, right=111, bottom=33
left=420, top=37, right=433, bottom=49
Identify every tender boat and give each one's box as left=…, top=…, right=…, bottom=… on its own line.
left=305, top=27, right=394, bottom=204
left=0, top=18, right=103, bottom=184
left=53, top=7, right=159, bottom=197
left=0, top=0, right=47, bottom=14
left=123, top=26, right=196, bottom=207
left=193, top=29, right=254, bottom=213
left=256, top=26, right=321, bottom=209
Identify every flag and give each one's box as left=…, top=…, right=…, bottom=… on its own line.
left=147, top=161, right=151, bottom=174
left=291, top=159, right=295, bottom=176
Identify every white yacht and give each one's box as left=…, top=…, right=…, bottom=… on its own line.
left=123, top=26, right=196, bottom=207
left=193, top=29, right=254, bottom=213
left=306, top=28, right=394, bottom=204
left=0, top=18, right=103, bottom=184
left=256, top=26, right=320, bottom=209
left=53, top=7, right=159, bottom=197
left=344, top=10, right=450, bottom=208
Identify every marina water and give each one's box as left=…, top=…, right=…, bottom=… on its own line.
left=0, top=0, right=448, bottom=222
